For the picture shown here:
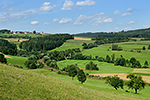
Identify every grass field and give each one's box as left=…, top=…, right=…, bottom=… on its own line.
left=57, top=60, right=133, bottom=74
left=1, top=64, right=150, bottom=100
left=50, top=39, right=95, bottom=51
left=81, top=46, right=150, bottom=66
left=6, top=55, right=28, bottom=69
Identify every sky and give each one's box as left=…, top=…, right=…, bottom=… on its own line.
left=0, top=0, right=150, bottom=34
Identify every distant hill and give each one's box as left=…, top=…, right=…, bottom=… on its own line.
left=0, top=63, right=144, bottom=100
left=74, top=28, right=150, bottom=38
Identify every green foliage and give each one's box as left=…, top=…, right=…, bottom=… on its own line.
left=85, top=61, right=99, bottom=70
left=20, top=34, right=74, bottom=51
left=77, top=70, right=86, bottom=84
left=112, top=44, right=118, bottom=50
left=148, top=45, right=150, bottom=50
left=67, top=64, right=78, bottom=80
left=142, top=46, right=146, bottom=50
left=143, top=60, right=149, bottom=68
left=126, top=74, right=146, bottom=94
left=106, top=55, right=111, bottom=63
left=0, top=39, right=17, bottom=55
left=46, top=60, right=59, bottom=69
left=0, top=54, right=7, bottom=63
left=106, top=75, right=124, bottom=90
left=58, top=70, right=61, bottom=74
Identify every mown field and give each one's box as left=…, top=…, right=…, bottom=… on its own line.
left=1, top=64, right=150, bottom=100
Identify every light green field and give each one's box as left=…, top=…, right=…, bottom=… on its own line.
left=103, top=41, right=150, bottom=50
left=81, top=46, right=150, bottom=66
left=57, top=60, right=133, bottom=74
left=6, top=55, right=28, bottom=69
left=50, top=39, right=95, bottom=51
left=1, top=64, right=150, bottom=100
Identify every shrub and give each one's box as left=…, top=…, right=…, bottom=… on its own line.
left=58, top=71, right=61, bottom=74
left=85, top=61, right=99, bottom=70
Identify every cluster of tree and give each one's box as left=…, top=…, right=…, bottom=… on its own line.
left=17, top=50, right=43, bottom=57
left=85, top=61, right=99, bottom=70
left=65, top=64, right=86, bottom=84
left=24, top=60, right=44, bottom=69
left=19, top=34, right=74, bottom=51
left=0, top=29, right=11, bottom=34
left=0, top=39, right=17, bottom=55
left=94, top=37, right=129, bottom=45
left=0, top=54, right=7, bottom=64
left=0, top=35, right=31, bottom=39
left=43, top=56, right=59, bottom=69
left=112, top=44, right=123, bottom=51
left=106, top=74, right=145, bottom=94
left=82, top=43, right=97, bottom=49
left=74, top=28, right=150, bottom=38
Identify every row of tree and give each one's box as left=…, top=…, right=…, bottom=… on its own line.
left=82, top=43, right=98, bottom=49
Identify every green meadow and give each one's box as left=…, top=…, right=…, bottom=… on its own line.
left=57, top=60, right=133, bottom=74
left=1, top=64, right=150, bottom=100
left=6, top=55, right=28, bottom=69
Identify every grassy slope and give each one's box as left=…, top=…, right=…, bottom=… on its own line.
left=6, top=55, right=28, bottom=69
left=1, top=63, right=149, bottom=100
left=50, top=39, right=95, bottom=51
left=57, top=60, right=133, bottom=74
left=81, top=46, right=150, bottom=66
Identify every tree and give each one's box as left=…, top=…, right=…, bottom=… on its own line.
left=85, top=61, right=99, bottom=70
left=112, top=44, right=118, bottom=50
left=106, top=55, right=111, bottom=63
left=77, top=70, right=86, bottom=84
left=33, top=30, right=36, bottom=34
left=111, top=53, right=115, bottom=63
left=67, top=64, right=78, bottom=80
left=105, top=75, right=124, bottom=90
left=142, top=46, right=146, bottom=50
left=0, top=54, right=7, bottom=63
left=148, top=45, right=150, bottom=50
left=126, top=74, right=145, bottom=94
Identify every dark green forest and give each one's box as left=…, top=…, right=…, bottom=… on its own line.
left=19, top=34, right=74, bottom=51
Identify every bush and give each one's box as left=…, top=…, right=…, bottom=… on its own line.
left=58, top=71, right=61, bottom=74
left=85, top=61, right=99, bottom=70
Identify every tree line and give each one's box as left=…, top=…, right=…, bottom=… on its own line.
left=19, top=34, right=74, bottom=51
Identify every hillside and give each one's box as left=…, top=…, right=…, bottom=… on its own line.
left=0, top=63, right=148, bottom=100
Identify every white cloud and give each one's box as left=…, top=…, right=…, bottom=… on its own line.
left=115, top=27, right=118, bottom=30
left=76, top=0, right=96, bottom=6
left=121, top=12, right=131, bottom=17
left=31, top=21, right=39, bottom=25
left=113, top=10, right=120, bottom=15
left=121, top=8, right=133, bottom=17
left=128, top=21, right=135, bottom=24
left=0, top=9, right=36, bottom=23
left=74, top=13, right=113, bottom=25
left=43, top=2, right=51, bottom=6
left=127, top=8, right=133, bottom=12
left=53, top=18, right=59, bottom=22
left=61, top=0, right=74, bottom=10
left=59, top=18, right=72, bottom=23
left=39, top=2, right=53, bottom=12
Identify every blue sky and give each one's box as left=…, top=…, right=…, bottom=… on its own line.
left=0, top=0, right=150, bottom=34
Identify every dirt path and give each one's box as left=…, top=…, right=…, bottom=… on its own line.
left=90, top=73, right=150, bottom=83
left=74, top=37, right=91, bottom=41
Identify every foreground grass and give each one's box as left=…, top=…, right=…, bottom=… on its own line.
left=57, top=60, right=133, bottom=74
left=1, top=63, right=149, bottom=100
left=6, top=55, right=28, bottom=69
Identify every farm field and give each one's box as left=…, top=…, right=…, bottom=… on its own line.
left=1, top=64, right=150, bottom=100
